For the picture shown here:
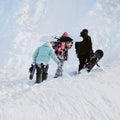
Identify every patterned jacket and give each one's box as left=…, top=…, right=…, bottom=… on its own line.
left=52, top=36, right=73, bottom=61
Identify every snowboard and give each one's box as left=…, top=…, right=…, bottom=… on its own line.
left=29, top=64, right=36, bottom=80
left=85, top=49, right=104, bottom=72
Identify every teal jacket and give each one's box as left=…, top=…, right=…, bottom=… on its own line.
left=33, top=42, right=59, bottom=65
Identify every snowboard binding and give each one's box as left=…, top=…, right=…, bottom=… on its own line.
left=85, top=49, right=104, bottom=72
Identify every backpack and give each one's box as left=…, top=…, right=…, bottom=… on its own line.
left=75, top=41, right=88, bottom=55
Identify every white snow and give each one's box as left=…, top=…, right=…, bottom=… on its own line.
left=0, top=0, right=120, bottom=120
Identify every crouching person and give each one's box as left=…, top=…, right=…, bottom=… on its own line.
left=32, top=42, right=60, bottom=83
left=53, top=32, right=73, bottom=78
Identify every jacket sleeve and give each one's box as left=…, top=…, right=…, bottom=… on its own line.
left=75, top=42, right=78, bottom=54
left=32, top=47, right=39, bottom=64
left=49, top=48, right=60, bottom=64
left=87, top=36, right=93, bottom=52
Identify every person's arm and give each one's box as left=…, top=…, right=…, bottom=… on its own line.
left=75, top=42, right=78, bottom=54
left=49, top=48, right=60, bottom=64
left=32, top=47, right=39, bottom=64
left=88, top=36, right=93, bottom=52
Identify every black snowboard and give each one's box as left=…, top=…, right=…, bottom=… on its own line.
left=29, top=64, right=36, bottom=80
left=85, top=49, right=104, bottom=72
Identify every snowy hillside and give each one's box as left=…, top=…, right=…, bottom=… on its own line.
left=0, top=0, right=120, bottom=120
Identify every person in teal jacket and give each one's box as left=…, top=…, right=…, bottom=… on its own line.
left=32, top=42, right=60, bottom=83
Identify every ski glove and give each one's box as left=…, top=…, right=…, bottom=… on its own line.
left=29, top=64, right=34, bottom=73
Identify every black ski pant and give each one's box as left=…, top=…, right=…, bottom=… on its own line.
left=36, top=63, right=49, bottom=83
left=78, top=54, right=90, bottom=72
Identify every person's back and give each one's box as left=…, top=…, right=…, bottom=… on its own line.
left=33, top=42, right=59, bottom=65
left=75, top=29, right=93, bottom=73
left=56, top=32, right=73, bottom=61
left=75, top=29, right=92, bottom=57
left=32, top=42, right=59, bottom=83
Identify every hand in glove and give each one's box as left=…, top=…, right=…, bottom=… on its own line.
left=29, top=64, right=34, bottom=73
left=90, top=51, right=97, bottom=60
left=90, top=50, right=94, bottom=55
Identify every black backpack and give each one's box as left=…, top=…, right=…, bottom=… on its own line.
left=75, top=41, right=89, bottom=55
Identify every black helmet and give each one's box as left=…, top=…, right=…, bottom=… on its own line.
left=80, top=29, right=88, bottom=37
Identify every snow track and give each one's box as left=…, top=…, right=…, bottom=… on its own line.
left=0, top=64, right=120, bottom=120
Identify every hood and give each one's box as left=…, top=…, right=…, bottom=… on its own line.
left=43, top=42, right=52, bottom=48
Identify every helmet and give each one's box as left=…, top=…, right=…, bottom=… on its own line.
left=62, top=32, right=69, bottom=37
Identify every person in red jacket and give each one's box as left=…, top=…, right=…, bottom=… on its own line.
left=52, top=32, right=73, bottom=78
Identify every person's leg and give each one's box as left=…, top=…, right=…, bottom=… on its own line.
left=35, top=64, right=43, bottom=83
left=43, top=65, right=49, bottom=81
left=54, top=60, right=64, bottom=78
left=86, top=53, right=91, bottom=63
left=78, top=56, right=86, bottom=73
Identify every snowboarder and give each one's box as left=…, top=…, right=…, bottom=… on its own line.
left=53, top=32, right=73, bottom=78
left=30, top=42, right=60, bottom=83
left=75, top=29, right=93, bottom=73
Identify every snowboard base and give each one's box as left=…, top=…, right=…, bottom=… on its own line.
left=85, top=49, right=104, bottom=72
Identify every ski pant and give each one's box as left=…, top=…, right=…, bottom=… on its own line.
left=54, top=60, right=64, bottom=77
left=78, top=54, right=90, bottom=72
left=35, top=63, right=49, bottom=83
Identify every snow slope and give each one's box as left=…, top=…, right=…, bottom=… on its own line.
left=0, top=0, right=120, bottom=120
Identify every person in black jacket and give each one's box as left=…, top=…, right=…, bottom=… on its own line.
left=75, top=29, right=93, bottom=73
